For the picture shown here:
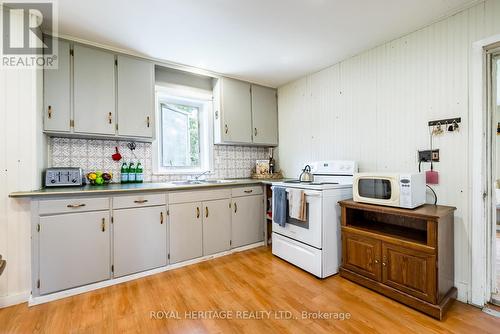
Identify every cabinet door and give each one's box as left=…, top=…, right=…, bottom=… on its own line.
left=251, top=85, right=278, bottom=145
left=113, top=206, right=166, bottom=277
left=342, top=231, right=381, bottom=281
left=232, top=195, right=264, bottom=248
left=203, top=199, right=231, bottom=255
left=382, top=242, right=436, bottom=303
left=73, top=44, right=116, bottom=135
left=169, top=202, right=203, bottom=263
left=39, top=211, right=110, bottom=295
left=117, top=55, right=154, bottom=138
left=221, top=78, right=252, bottom=143
left=44, top=39, right=71, bottom=132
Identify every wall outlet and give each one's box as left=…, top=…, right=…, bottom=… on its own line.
left=418, top=149, right=439, bottom=162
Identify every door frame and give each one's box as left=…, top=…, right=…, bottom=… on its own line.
left=470, top=34, right=500, bottom=306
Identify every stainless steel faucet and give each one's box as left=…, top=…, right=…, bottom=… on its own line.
left=192, top=170, right=211, bottom=181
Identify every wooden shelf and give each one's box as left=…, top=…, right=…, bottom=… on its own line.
left=346, top=219, right=427, bottom=244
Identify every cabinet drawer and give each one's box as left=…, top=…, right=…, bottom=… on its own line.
left=231, top=186, right=263, bottom=197
left=169, top=189, right=231, bottom=204
left=39, top=197, right=109, bottom=215
left=113, top=193, right=166, bottom=209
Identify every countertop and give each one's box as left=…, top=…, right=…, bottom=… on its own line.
left=9, top=178, right=287, bottom=198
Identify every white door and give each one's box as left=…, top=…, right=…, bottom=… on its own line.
left=73, top=44, right=116, bottom=135
left=251, top=85, right=278, bottom=145
left=38, top=211, right=110, bottom=295
left=232, top=195, right=264, bottom=248
left=203, top=199, right=231, bottom=255
left=169, top=202, right=203, bottom=263
left=221, top=78, right=252, bottom=143
left=44, top=39, right=71, bottom=132
left=117, top=55, right=154, bottom=138
left=113, top=206, right=166, bottom=277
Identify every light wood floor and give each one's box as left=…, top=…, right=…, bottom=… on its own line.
left=1, top=246, right=499, bottom=333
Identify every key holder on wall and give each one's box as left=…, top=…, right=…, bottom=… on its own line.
left=428, top=117, right=461, bottom=134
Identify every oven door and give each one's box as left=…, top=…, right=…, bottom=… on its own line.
left=272, top=188, right=322, bottom=249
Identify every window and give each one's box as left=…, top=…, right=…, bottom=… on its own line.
left=154, top=88, right=212, bottom=174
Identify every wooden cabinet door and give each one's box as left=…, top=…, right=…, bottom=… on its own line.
left=44, top=39, right=71, bottom=132
left=232, top=195, right=264, bottom=248
left=113, top=206, right=167, bottom=277
left=382, top=242, right=436, bottom=303
left=117, top=55, right=154, bottom=138
left=203, top=199, right=231, bottom=255
left=169, top=202, right=203, bottom=263
left=38, top=211, right=110, bottom=295
left=251, top=85, right=278, bottom=145
left=342, top=231, right=381, bottom=281
left=221, top=78, right=252, bottom=143
left=73, top=44, right=116, bottom=135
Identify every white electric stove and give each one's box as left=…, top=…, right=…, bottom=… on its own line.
left=271, top=160, right=358, bottom=278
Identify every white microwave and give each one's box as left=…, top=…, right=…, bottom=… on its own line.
left=353, top=173, right=426, bottom=209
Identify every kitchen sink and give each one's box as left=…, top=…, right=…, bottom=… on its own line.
left=171, top=179, right=236, bottom=185
left=200, top=179, right=236, bottom=184
left=171, top=180, right=204, bottom=185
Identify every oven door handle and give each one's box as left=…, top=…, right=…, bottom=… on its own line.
left=284, top=189, right=321, bottom=197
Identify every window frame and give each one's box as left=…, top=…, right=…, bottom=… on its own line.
left=153, top=85, right=213, bottom=175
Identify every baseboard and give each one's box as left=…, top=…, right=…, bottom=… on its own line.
left=0, top=291, right=30, bottom=308
left=29, top=241, right=265, bottom=306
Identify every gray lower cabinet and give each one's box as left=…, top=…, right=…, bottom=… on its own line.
left=203, top=199, right=231, bottom=256
left=113, top=206, right=167, bottom=277
left=169, top=202, right=203, bottom=263
left=231, top=195, right=264, bottom=248
left=38, top=211, right=110, bottom=295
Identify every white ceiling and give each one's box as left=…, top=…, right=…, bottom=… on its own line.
left=56, top=0, right=477, bottom=87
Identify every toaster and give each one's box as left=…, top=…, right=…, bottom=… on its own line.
left=44, top=167, right=85, bottom=187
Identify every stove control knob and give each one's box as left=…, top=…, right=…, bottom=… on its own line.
left=50, top=179, right=56, bottom=184
left=72, top=178, right=77, bottom=183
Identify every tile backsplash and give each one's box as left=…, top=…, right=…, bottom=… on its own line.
left=49, top=137, right=270, bottom=182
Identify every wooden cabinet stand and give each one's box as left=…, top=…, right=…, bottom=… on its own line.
left=338, top=200, right=456, bottom=320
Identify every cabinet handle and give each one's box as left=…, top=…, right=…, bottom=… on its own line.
left=205, top=206, right=209, bottom=218
left=224, top=124, right=228, bottom=134
left=382, top=262, right=386, bottom=266
left=160, top=212, right=164, bottom=224
left=234, top=202, right=237, bottom=213
left=374, top=259, right=379, bottom=264
left=254, top=128, right=257, bottom=137
left=108, top=112, right=112, bottom=124
left=67, top=203, right=86, bottom=208
left=244, top=190, right=253, bottom=194
left=48, top=106, right=52, bottom=119
left=134, top=200, right=148, bottom=204
left=215, top=110, right=219, bottom=119
left=101, top=218, right=106, bottom=232
left=147, top=116, right=150, bottom=128
left=196, top=207, right=200, bottom=219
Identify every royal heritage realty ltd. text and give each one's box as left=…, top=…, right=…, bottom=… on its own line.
left=150, top=310, right=352, bottom=321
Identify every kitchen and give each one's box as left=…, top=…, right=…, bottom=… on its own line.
left=1, top=0, right=500, bottom=332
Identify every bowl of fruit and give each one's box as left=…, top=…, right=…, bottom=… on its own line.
left=87, top=171, right=113, bottom=185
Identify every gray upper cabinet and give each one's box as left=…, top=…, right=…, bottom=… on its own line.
left=38, top=211, right=110, bottom=295
left=117, top=55, right=154, bottom=138
left=44, top=39, right=71, bottom=132
left=73, top=45, right=116, bottom=135
left=113, top=205, right=166, bottom=277
left=214, top=77, right=253, bottom=144
left=214, top=77, right=278, bottom=146
left=202, top=199, right=231, bottom=255
left=251, top=85, right=278, bottom=146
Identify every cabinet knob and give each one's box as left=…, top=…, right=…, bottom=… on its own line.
left=101, top=218, right=106, bottom=232
left=108, top=112, right=112, bottom=124
left=254, top=128, right=257, bottom=137
left=48, top=106, right=52, bottom=119
left=147, top=116, right=150, bottom=128
left=205, top=206, right=209, bottom=218
left=382, top=262, right=386, bottom=266
left=374, top=259, right=379, bottom=264
left=234, top=202, right=237, bottom=213
left=160, top=212, right=164, bottom=224
left=196, top=207, right=200, bottom=219
left=224, top=124, right=228, bottom=134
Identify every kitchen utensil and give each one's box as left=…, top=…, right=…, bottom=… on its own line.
left=112, top=147, right=122, bottom=161
left=299, top=165, right=314, bottom=182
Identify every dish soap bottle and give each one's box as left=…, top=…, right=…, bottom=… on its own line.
left=120, top=162, right=129, bottom=184
left=128, top=162, right=136, bottom=183
left=136, top=162, right=144, bottom=183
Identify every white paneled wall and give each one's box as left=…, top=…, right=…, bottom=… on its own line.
left=278, top=0, right=500, bottom=302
